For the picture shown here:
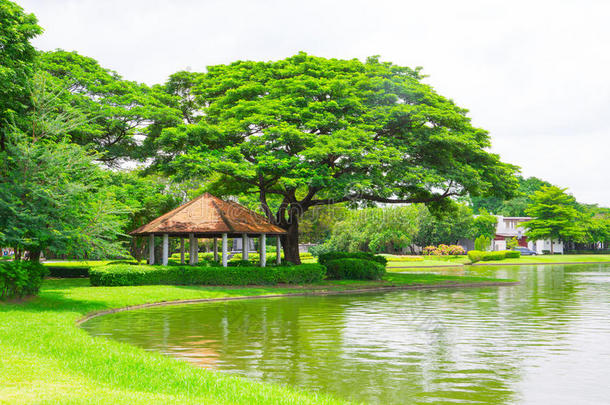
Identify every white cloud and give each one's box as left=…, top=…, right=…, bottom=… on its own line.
left=18, top=0, right=610, bottom=206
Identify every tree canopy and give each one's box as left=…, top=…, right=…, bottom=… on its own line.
left=0, top=0, right=42, bottom=149
left=471, top=176, right=552, bottom=216
left=38, top=50, right=182, bottom=165
left=524, top=186, right=584, bottom=253
left=153, top=53, right=519, bottom=262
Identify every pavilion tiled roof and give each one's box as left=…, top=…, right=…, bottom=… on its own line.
left=129, top=193, right=286, bottom=237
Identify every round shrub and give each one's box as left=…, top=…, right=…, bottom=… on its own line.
left=45, top=265, right=90, bottom=278
left=324, top=258, right=386, bottom=280
left=0, top=261, right=48, bottom=299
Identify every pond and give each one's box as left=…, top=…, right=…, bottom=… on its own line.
left=82, top=264, right=610, bottom=404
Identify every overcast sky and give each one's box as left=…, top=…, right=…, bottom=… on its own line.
left=19, top=0, right=610, bottom=206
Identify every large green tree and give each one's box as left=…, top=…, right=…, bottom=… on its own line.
left=153, top=53, right=518, bottom=263
left=0, top=73, right=132, bottom=260
left=524, top=186, right=584, bottom=253
left=38, top=50, right=182, bottom=165
left=0, top=0, right=42, bottom=150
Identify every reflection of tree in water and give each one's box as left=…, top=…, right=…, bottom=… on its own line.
left=81, top=264, right=606, bottom=405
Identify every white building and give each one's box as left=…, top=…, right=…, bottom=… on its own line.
left=491, top=216, right=563, bottom=254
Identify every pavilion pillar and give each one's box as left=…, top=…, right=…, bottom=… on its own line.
left=194, top=237, right=199, bottom=264
left=222, top=233, right=228, bottom=267
left=149, top=234, right=155, bottom=265
left=162, top=234, right=169, bottom=266
left=189, top=233, right=195, bottom=265
left=213, top=237, right=218, bottom=262
left=180, top=237, right=185, bottom=264
left=242, top=233, right=249, bottom=261
left=260, top=233, right=266, bottom=267
left=276, top=237, right=281, bottom=265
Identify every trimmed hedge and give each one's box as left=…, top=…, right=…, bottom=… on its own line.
left=90, top=263, right=326, bottom=286
left=324, top=258, right=386, bottom=280
left=46, top=265, right=90, bottom=278
left=0, top=261, right=48, bottom=299
left=505, top=250, right=521, bottom=259
left=467, top=250, right=521, bottom=263
left=318, top=252, right=388, bottom=267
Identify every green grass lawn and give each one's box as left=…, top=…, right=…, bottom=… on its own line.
left=0, top=273, right=508, bottom=404
left=384, top=254, right=610, bottom=270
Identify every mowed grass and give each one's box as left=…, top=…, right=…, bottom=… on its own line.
left=0, top=273, right=509, bottom=404
left=475, top=254, right=610, bottom=265
left=384, top=254, right=610, bottom=270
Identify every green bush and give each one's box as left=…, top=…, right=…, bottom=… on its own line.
left=318, top=251, right=388, bottom=267
left=0, top=261, right=48, bottom=299
left=46, top=265, right=90, bottom=278
left=90, top=263, right=326, bottom=286
left=227, top=260, right=252, bottom=267
left=468, top=250, right=511, bottom=263
left=505, top=250, right=521, bottom=258
left=324, top=258, right=386, bottom=280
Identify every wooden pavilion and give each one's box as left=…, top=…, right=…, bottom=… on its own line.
left=130, top=193, right=286, bottom=267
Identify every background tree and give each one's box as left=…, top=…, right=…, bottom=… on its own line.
left=38, top=50, right=182, bottom=165
left=104, top=171, right=182, bottom=261
left=323, top=205, right=422, bottom=253
left=0, top=72, right=131, bottom=261
left=412, top=203, right=475, bottom=247
left=0, top=0, right=42, bottom=150
left=299, top=204, right=349, bottom=244
left=524, top=186, right=585, bottom=253
left=472, top=209, right=498, bottom=239
left=154, top=53, right=519, bottom=263
left=471, top=176, right=551, bottom=216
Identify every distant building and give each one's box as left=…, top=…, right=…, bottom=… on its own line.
left=491, top=216, right=563, bottom=254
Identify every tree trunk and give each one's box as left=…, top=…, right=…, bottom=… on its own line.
left=28, top=248, right=41, bottom=263
left=281, top=221, right=301, bottom=264
left=550, top=239, right=554, bottom=255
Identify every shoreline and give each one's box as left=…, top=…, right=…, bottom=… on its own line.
left=389, top=260, right=610, bottom=269
left=76, top=280, right=519, bottom=325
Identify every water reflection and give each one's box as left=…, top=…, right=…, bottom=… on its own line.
left=82, top=264, right=610, bottom=404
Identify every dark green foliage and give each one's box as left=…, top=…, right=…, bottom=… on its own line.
left=89, top=264, right=326, bottom=286
left=324, top=258, right=386, bottom=280
left=46, top=266, right=90, bottom=278
left=0, top=1, right=42, bottom=148
left=227, top=260, right=252, bottom=267
left=505, top=250, right=521, bottom=258
left=318, top=251, right=388, bottom=267
left=0, top=261, right=47, bottom=299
